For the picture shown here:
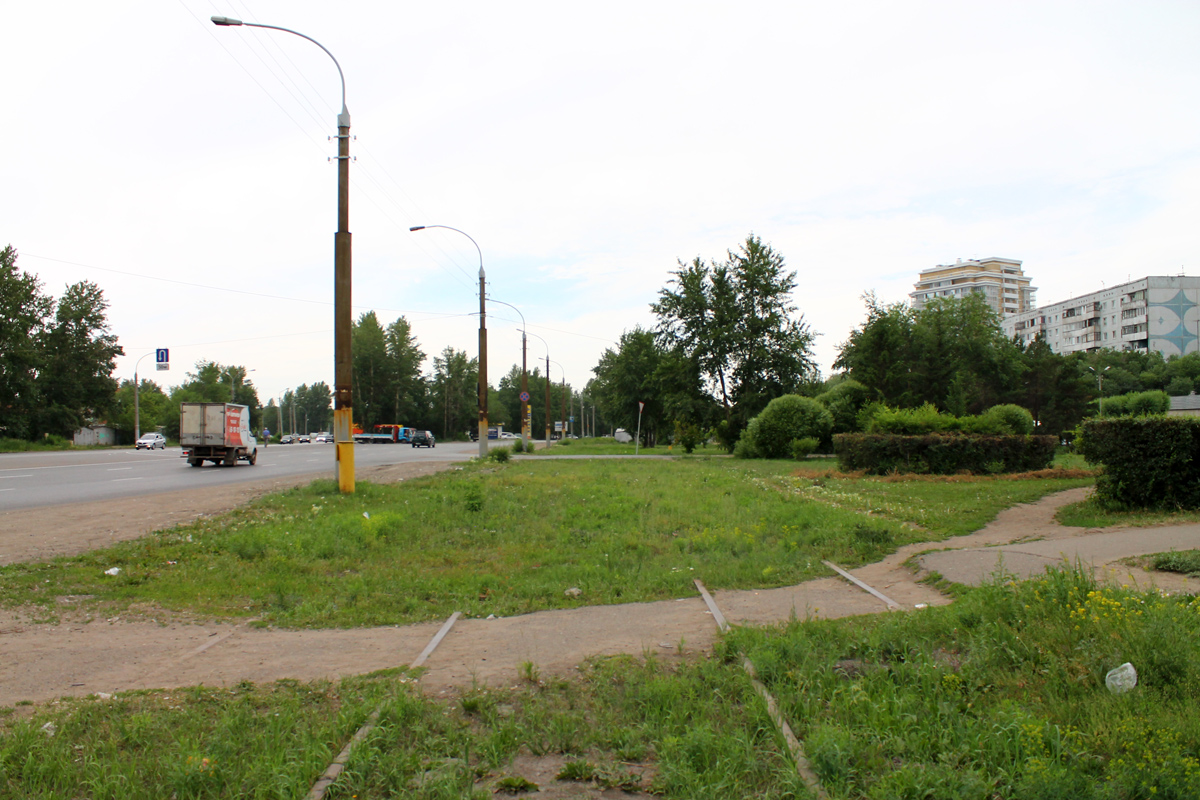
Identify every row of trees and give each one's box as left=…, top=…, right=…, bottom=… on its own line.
left=835, top=292, right=1195, bottom=435
left=0, top=246, right=123, bottom=440
left=592, top=235, right=1196, bottom=450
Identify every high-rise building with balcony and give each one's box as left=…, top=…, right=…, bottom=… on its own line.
left=1001, top=276, right=1200, bottom=357
left=910, top=257, right=1036, bottom=317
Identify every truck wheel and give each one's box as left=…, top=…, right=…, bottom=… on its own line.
left=223, top=453, right=236, bottom=467
left=189, top=458, right=203, bottom=467
left=248, top=449, right=257, bottom=465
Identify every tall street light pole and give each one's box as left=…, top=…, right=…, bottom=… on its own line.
left=1088, top=365, right=1111, bottom=416
left=409, top=225, right=488, bottom=458
left=132, top=351, right=154, bottom=442
left=527, top=331, right=552, bottom=446
left=488, top=297, right=529, bottom=450
left=211, top=15, right=355, bottom=493
left=550, top=360, right=567, bottom=441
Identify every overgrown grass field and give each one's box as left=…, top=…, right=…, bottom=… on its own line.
left=733, top=567, right=1200, bottom=799
left=0, top=459, right=1091, bottom=628
left=0, top=655, right=807, bottom=799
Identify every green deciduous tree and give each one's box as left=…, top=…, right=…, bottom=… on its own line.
left=0, top=246, right=53, bottom=439
left=652, top=234, right=818, bottom=443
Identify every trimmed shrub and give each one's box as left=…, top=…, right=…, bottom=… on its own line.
left=833, top=433, right=1057, bottom=475
left=790, top=437, right=819, bottom=460
left=743, top=395, right=833, bottom=459
left=1079, top=417, right=1200, bottom=508
left=866, top=403, right=954, bottom=435
left=1101, top=390, right=1170, bottom=417
left=983, top=404, right=1036, bottom=435
left=815, top=379, right=874, bottom=433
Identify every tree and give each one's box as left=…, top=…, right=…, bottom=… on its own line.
left=592, top=327, right=670, bottom=446
left=0, top=245, right=53, bottom=439
left=836, top=293, right=1022, bottom=416
left=429, top=347, right=478, bottom=439
left=111, top=379, right=170, bottom=441
left=385, top=317, right=425, bottom=426
left=833, top=294, right=918, bottom=407
left=352, top=311, right=390, bottom=429
left=652, top=234, right=818, bottom=441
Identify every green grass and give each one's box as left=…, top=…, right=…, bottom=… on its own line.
left=0, top=655, right=808, bottom=799
left=730, top=566, right=1200, bottom=799
left=1057, top=497, right=1200, bottom=529
left=0, top=459, right=1091, bottom=628
left=1147, top=550, right=1200, bottom=577
left=532, top=436, right=678, bottom=456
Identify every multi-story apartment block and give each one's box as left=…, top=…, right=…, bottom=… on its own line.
left=910, top=257, right=1036, bottom=317
left=1001, top=276, right=1200, bottom=357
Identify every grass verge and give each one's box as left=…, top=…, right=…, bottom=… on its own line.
left=731, top=566, right=1200, bottom=799
left=0, top=459, right=1091, bottom=628
left=0, top=655, right=808, bottom=799
left=531, top=437, right=678, bottom=456
left=1057, top=496, right=1200, bottom=529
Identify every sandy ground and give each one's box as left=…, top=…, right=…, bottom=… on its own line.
left=2, top=472, right=1197, bottom=711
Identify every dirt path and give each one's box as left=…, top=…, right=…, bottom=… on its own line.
left=2, top=478, right=1196, bottom=709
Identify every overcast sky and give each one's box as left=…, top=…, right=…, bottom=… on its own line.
left=4, top=1, right=1198, bottom=409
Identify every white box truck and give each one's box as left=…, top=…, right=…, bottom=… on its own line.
left=180, top=402, right=258, bottom=467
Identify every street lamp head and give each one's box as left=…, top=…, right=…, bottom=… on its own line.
left=408, top=226, right=425, bottom=232
left=211, top=15, right=243, bottom=26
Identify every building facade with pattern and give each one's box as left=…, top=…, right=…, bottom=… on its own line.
left=1001, top=276, right=1200, bottom=357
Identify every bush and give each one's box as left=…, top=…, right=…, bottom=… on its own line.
left=983, top=404, right=1036, bottom=435
left=1079, top=417, right=1200, bottom=508
left=790, top=437, right=819, bottom=460
left=865, top=403, right=954, bottom=435
left=674, top=420, right=705, bottom=454
left=511, top=439, right=526, bottom=454
left=1100, top=390, right=1170, bottom=417
left=815, top=379, right=874, bottom=434
left=833, top=433, right=1057, bottom=475
left=488, top=446, right=512, bottom=463
left=742, top=395, right=833, bottom=459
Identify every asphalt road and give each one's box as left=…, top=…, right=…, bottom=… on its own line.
left=0, top=441, right=480, bottom=512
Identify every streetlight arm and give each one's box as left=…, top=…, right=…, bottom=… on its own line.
left=211, top=15, right=348, bottom=124
left=410, top=225, right=484, bottom=280
left=487, top=296, right=526, bottom=334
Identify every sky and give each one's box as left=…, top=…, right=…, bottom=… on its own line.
left=3, top=1, right=1198, bottom=408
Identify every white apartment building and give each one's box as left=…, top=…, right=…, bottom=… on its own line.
left=1001, top=276, right=1200, bottom=357
left=910, top=257, right=1036, bottom=317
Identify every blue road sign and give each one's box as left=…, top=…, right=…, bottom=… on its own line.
left=156, top=348, right=169, bottom=364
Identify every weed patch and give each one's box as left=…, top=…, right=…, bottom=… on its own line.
left=731, top=566, right=1200, bottom=798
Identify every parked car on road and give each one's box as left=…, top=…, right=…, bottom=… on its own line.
left=135, top=432, right=166, bottom=450
left=280, top=434, right=295, bottom=444
left=411, top=430, right=436, bottom=448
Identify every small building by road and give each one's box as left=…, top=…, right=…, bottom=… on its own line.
left=73, top=425, right=118, bottom=446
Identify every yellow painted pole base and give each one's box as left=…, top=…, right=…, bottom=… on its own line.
left=334, top=407, right=355, bottom=494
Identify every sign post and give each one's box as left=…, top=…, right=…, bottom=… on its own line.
left=635, top=401, right=644, bottom=455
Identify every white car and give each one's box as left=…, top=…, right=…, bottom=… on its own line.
left=313, top=433, right=333, bottom=443
left=135, top=432, right=166, bottom=450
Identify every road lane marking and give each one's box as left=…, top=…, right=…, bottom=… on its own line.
left=107, top=467, right=133, bottom=472
left=110, top=477, right=145, bottom=483
left=0, top=488, right=15, bottom=492
left=0, top=475, right=33, bottom=479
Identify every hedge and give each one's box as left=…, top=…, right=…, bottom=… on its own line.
left=1079, top=417, right=1200, bottom=508
left=833, top=433, right=1058, bottom=475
